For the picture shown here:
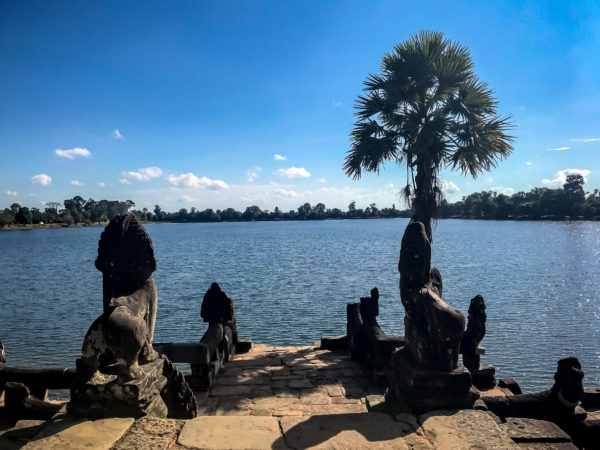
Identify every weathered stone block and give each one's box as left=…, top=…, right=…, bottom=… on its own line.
left=23, top=417, right=134, bottom=450
left=501, top=417, right=572, bottom=443
left=419, top=409, right=519, bottom=449
left=178, top=416, right=284, bottom=449
left=68, top=359, right=167, bottom=419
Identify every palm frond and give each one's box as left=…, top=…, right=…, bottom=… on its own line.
left=345, top=120, right=398, bottom=179
left=449, top=115, right=514, bottom=177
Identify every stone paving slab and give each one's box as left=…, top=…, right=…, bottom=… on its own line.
left=280, top=412, right=433, bottom=449
left=113, top=416, right=183, bottom=449
left=177, top=416, right=286, bottom=449
left=205, top=344, right=383, bottom=417
left=500, top=417, right=572, bottom=443
left=22, top=417, right=134, bottom=450
left=419, top=409, right=520, bottom=449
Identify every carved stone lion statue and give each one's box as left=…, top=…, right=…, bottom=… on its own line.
left=76, top=213, right=159, bottom=381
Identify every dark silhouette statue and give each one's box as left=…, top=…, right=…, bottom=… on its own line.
left=387, top=220, right=477, bottom=413
left=76, top=214, right=159, bottom=381
left=399, top=220, right=465, bottom=371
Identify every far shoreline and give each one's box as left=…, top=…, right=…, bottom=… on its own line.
left=2, top=215, right=600, bottom=232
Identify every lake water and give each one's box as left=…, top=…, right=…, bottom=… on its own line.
left=0, top=219, right=599, bottom=393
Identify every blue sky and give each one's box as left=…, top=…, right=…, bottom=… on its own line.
left=1, top=1, right=599, bottom=212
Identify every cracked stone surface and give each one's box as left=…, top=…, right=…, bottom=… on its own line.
left=3, top=345, right=533, bottom=449
left=204, top=344, right=378, bottom=417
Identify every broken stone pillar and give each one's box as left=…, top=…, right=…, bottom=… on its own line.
left=68, top=213, right=197, bottom=419
left=460, top=295, right=496, bottom=389
left=483, top=357, right=598, bottom=449
left=357, top=288, right=405, bottom=384
left=387, top=220, right=478, bottom=413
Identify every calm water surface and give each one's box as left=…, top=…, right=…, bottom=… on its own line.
left=0, top=219, right=599, bottom=392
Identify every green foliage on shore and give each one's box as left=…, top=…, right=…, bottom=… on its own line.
left=2, top=176, right=599, bottom=228
left=439, top=175, right=600, bottom=220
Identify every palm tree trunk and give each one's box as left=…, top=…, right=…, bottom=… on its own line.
left=413, top=159, right=434, bottom=243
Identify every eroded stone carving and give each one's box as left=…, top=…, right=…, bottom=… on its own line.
left=398, top=221, right=465, bottom=371
left=387, top=220, right=477, bottom=413
left=76, top=214, right=159, bottom=381
left=460, top=295, right=496, bottom=389
left=483, top=357, right=598, bottom=449
left=69, top=214, right=197, bottom=419
left=195, top=282, right=237, bottom=388
left=356, top=288, right=405, bottom=384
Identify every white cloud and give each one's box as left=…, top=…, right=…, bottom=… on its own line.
left=331, top=100, right=343, bottom=108
left=119, top=178, right=131, bottom=184
left=31, top=174, right=52, bottom=186
left=570, top=138, right=600, bottom=143
left=125, top=166, right=163, bottom=182
left=525, top=161, right=533, bottom=166
left=70, top=180, right=84, bottom=186
left=112, top=129, right=124, bottom=140
left=167, top=173, right=228, bottom=190
left=274, top=154, right=287, bottom=161
left=542, top=169, right=591, bottom=187
left=5, top=190, right=17, bottom=197
left=275, top=188, right=299, bottom=198
left=276, top=167, right=311, bottom=179
left=547, top=147, right=569, bottom=151
left=182, top=195, right=200, bottom=203
left=487, top=177, right=494, bottom=183
left=246, top=167, right=261, bottom=182
left=98, top=182, right=106, bottom=187
left=490, top=186, right=515, bottom=195
left=55, top=147, right=91, bottom=159
left=319, top=178, right=327, bottom=183
left=439, top=179, right=460, bottom=194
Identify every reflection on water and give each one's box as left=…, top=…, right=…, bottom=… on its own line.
left=0, top=218, right=598, bottom=392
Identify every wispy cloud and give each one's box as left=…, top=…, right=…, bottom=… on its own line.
left=70, top=180, right=84, bottom=186
left=319, top=178, right=326, bottom=183
left=246, top=167, right=261, bottom=182
left=331, top=100, right=343, bottom=108
left=119, top=178, right=131, bottom=184
left=275, top=188, right=299, bottom=198
left=525, top=161, right=533, bottom=166
left=112, top=129, right=124, bottom=140
left=55, top=147, right=91, bottom=159
left=490, top=186, right=515, bottom=195
left=125, top=167, right=163, bottom=182
left=570, top=138, right=600, bottom=143
left=547, top=147, right=569, bottom=151
left=274, top=154, right=287, bottom=161
left=168, top=173, right=228, bottom=190
left=98, top=182, right=105, bottom=187
left=542, top=168, right=591, bottom=187
left=31, top=174, right=52, bottom=186
left=5, top=190, right=17, bottom=197
left=276, top=167, right=311, bottom=179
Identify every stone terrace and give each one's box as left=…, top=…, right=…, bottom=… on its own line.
left=1, top=344, right=580, bottom=449
left=194, top=344, right=383, bottom=417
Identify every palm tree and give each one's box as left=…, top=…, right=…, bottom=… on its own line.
left=344, top=30, right=514, bottom=241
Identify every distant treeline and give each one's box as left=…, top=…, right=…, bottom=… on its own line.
left=0, top=198, right=410, bottom=226
left=438, top=175, right=600, bottom=220
left=2, top=175, right=599, bottom=227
